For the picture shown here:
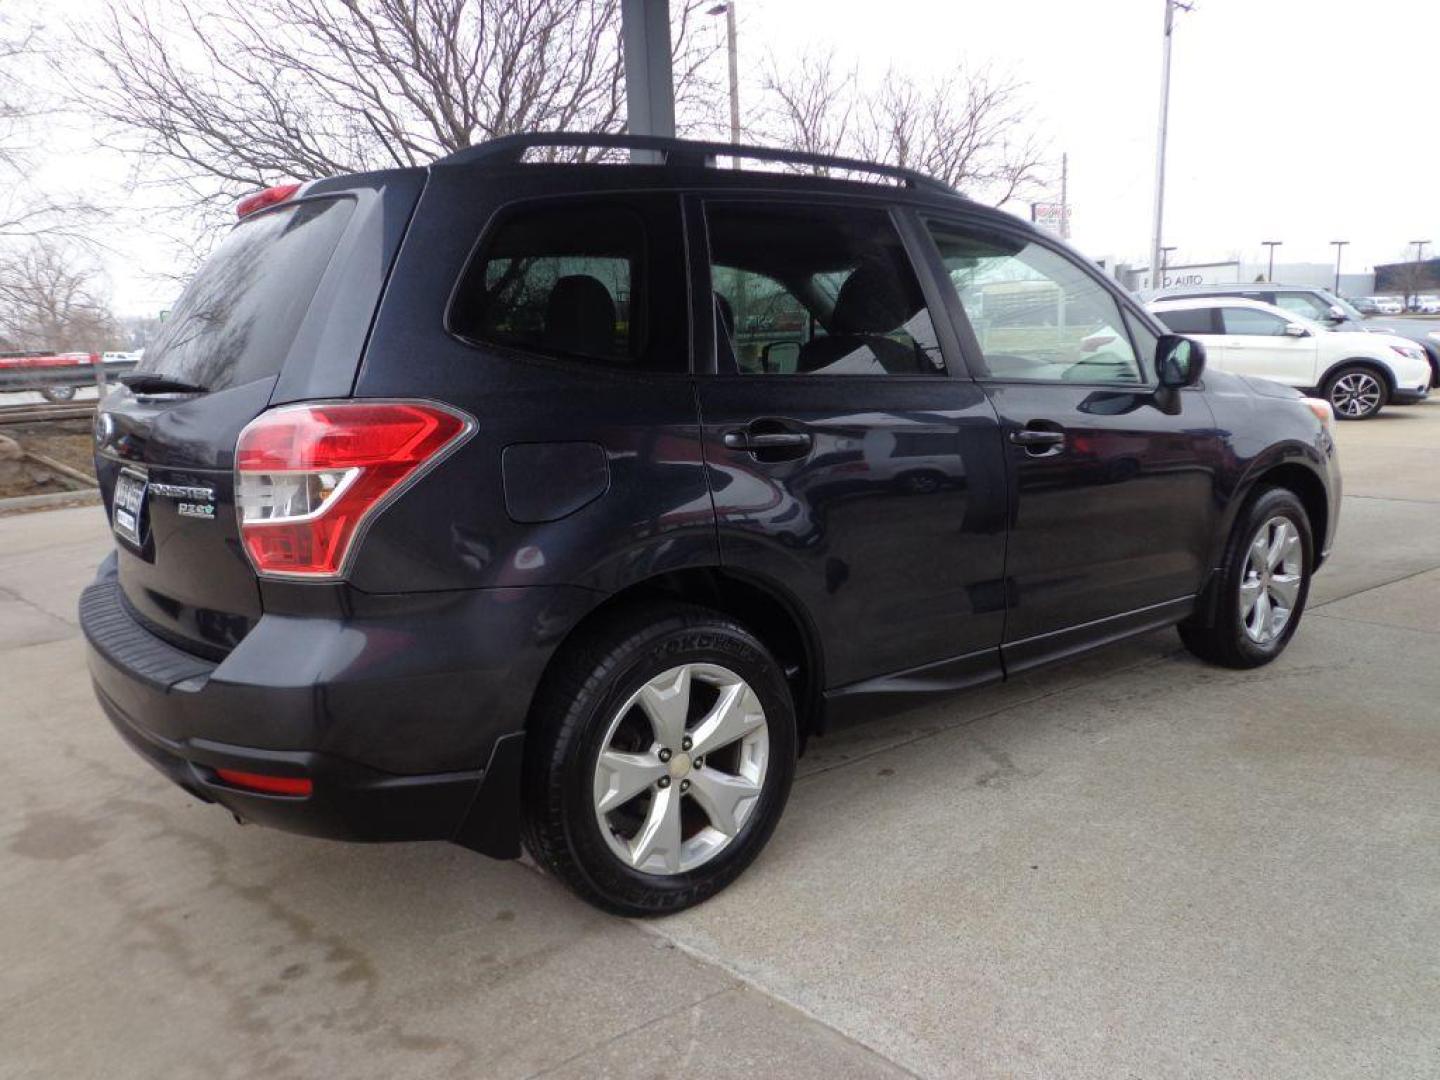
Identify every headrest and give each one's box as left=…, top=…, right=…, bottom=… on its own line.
left=542, top=275, right=616, bottom=356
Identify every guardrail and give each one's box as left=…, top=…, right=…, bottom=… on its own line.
left=0, top=353, right=137, bottom=393
left=0, top=401, right=98, bottom=425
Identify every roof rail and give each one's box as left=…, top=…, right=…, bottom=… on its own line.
left=436, top=131, right=956, bottom=196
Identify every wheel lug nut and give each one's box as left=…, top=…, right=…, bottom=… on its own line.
left=658, top=748, right=672, bottom=762
left=658, top=776, right=671, bottom=789
left=681, top=736, right=692, bottom=751
left=680, top=779, right=690, bottom=792
left=693, top=757, right=703, bottom=769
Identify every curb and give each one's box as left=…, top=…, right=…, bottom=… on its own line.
left=0, top=489, right=102, bottom=516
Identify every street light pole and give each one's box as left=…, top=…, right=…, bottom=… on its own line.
left=707, top=3, right=740, bottom=157
left=1149, top=0, right=1191, bottom=290
left=1160, top=245, right=1177, bottom=287
left=1262, top=240, right=1283, bottom=283
left=1330, top=240, right=1348, bottom=295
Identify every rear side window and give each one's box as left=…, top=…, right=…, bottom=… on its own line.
left=449, top=199, right=686, bottom=372
left=137, top=198, right=354, bottom=392
left=704, top=203, right=945, bottom=376
left=1154, top=307, right=1218, bottom=335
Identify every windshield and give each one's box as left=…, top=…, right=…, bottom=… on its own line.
left=136, top=197, right=354, bottom=392
left=1321, top=291, right=1365, bottom=322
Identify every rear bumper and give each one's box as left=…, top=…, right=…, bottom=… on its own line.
left=96, top=678, right=503, bottom=844
left=80, top=556, right=592, bottom=855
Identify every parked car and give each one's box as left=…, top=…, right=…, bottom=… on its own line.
left=1149, top=297, right=1430, bottom=419
left=1153, top=282, right=1371, bottom=327
left=0, top=350, right=101, bottom=401
left=1349, top=297, right=1381, bottom=315
left=1407, top=294, right=1440, bottom=314
left=81, top=133, right=1341, bottom=916
left=1374, top=296, right=1405, bottom=315
left=1153, top=283, right=1440, bottom=387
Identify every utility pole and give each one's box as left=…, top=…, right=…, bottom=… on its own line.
left=707, top=3, right=740, bottom=160
left=1149, top=0, right=1192, bottom=290
left=1060, top=152, right=1069, bottom=240
left=1330, top=240, right=1349, bottom=295
left=1262, top=240, right=1283, bottom=282
left=1160, top=245, right=1177, bottom=287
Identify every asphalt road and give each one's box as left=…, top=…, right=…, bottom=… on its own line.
left=2, top=402, right=1438, bottom=1079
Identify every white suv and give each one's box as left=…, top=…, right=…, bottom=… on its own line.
left=1149, top=296, right=1431, bottom=420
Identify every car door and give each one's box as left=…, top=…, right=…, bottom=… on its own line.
left=1217, top=305, right=1318, bottom=387
left=690, top=196, right=1009, bottom=698
left=916, top=214, right=1222, bottom=671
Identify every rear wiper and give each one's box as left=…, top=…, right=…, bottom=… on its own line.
left=119, top=372, right=208, bottom=395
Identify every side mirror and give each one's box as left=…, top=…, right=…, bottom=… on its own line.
left=1156, top=334, right=1205, bottom=388
left=1326, top=305, right=1347, bottom=321
left=760, top=340, right=801, bottom=374
left=1284, top=323, right=1309, bottom=338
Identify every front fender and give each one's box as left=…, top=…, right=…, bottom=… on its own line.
left=1200, top=371, right=1341, bottom=576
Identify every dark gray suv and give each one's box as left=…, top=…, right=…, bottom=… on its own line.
left=82, top=134, right=1340, bottom=915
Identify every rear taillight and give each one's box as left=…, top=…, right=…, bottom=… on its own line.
left=236, top=183, right=302, bottom=218
left=235, top=401, right=472, bottom=579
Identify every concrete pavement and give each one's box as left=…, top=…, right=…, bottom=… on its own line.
left=2, top=403, right=1438, bottom=1079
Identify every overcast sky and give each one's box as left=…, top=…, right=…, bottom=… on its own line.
left=35, top=0, right=1440, bottom=315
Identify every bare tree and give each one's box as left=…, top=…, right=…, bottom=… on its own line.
left=0, top=242, right=121, bottom=352
left=0, top=15, right=103, bottom=243
left=761, top=50, right=1047, bottom=206
left=72, top=0, right=720, bottom=211
left=1382, top=255, right=1434, bottom=310
left=758, top=49, right=856, bottom=165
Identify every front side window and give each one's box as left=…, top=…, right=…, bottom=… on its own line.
left=926, top=222, right=1143, bottom=384
left=1275, top=292, right=1332, bottom=322
left=705, top=203, right=945, bottom=376
left=450, top=199, right=685, bottom=371
left=1221, top=307, right=1290, bottom=336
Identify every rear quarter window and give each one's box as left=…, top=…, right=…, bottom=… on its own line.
left=448, top=198, right=687, bottom=372
left=136, top=197, right=355, bottom=392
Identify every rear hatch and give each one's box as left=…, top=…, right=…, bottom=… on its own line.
left=95, top=170, right=424, bottom=657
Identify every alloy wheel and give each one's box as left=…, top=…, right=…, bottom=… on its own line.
left=592, top=663, right=769, bottom=875
left=1329, top=371, right=1382, bottom=418
left=1238, top=516, right=1303, bottom=645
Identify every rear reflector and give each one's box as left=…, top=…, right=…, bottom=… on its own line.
left=214, top=768, right=313, bottom=797
left=235, top=400, right=472, bottom=578
left=236, top=183, right=302, bottom=218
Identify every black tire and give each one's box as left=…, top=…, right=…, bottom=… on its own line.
left=1179, top=486, right=1313, bottom=669
left=1322, top=363, right=1387, bottom=420
left=521, top=601, right=797, bottom=916
left=40, top=385, right=77, bottom=403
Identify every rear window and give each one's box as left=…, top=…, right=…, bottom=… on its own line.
left=1154, top=307, right=1217, bottom=335
left=136, top=197, right=354, bottom=392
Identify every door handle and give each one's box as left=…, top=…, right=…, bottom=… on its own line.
left=1008, top=429, right=1065, bottom=448
left=723, top=423, right=814, bottom=461
left=723, top=431, right=812, bottom=451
